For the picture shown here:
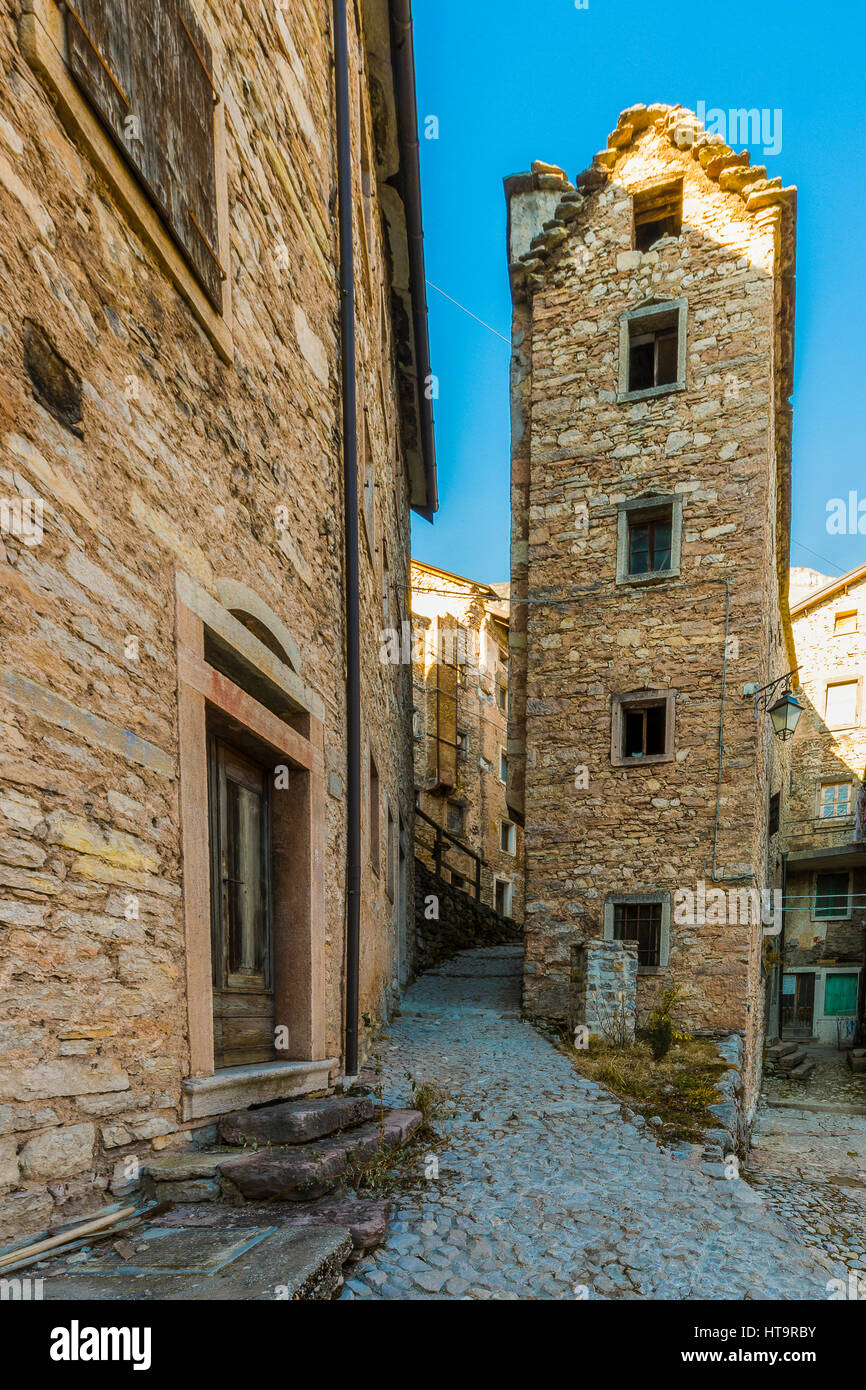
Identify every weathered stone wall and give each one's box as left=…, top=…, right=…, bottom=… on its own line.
left=411, top=563, right=524, bottom=922
left=569, top=937, right=638, bottom=1045
left=413, top=858, right=522, bottom=975
left=506, top=107, right=796, bottom=1122
left=0, top=0, right=417, bottom=1238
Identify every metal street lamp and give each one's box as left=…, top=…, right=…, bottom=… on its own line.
left=767, top=691, right=804, bottom=741
left=744, top=669, right=803, bottom=740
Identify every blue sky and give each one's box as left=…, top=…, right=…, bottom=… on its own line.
left=409, top=0, right=866, bottom=586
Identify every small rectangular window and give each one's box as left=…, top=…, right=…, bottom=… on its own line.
left=496, top=683, right=507, bottom=712
left=451, top=871, right=466, bottom=892
left=369, top=753, right=380, bottom=872
left=633, top=181, right=683, bottom=253
left=768, top=792, right=781, bottom=836
left=834, top=610, right=858, bottom=635
left=500, top=820, right=516, bottom=855
left=629, top=322, right=678, bottom=393
left=825, top=680, right=859, bottom=729
left=499, top=748, right=508, bottom=783
left=613, top=901, right=662, bottom=967
left=628, top=510, right=672, bottom=576
left=446, top=800, right=464, bottom=835
left=623, top=702, right=667, bottom=758
left=386, top=799, right=395, bottom=901
left=820, top=782, right=853, bottom=819
left=619, top=300, right=686, bottom=402
left=494, top=879, right=513, bottom=917
left=814, top=872, right=850, bottom=919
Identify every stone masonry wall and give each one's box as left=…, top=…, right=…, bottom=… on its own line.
left=411, top=564, right=524, bottom=922
left=0, top=0, right=416, bottom=1239
left=506, top=107, right=796, bottom=1122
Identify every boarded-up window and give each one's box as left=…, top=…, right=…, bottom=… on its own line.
left=65, top=0, right=224, bottom=311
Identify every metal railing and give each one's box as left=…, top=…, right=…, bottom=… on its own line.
left=415, top=804, right=486, bottom=902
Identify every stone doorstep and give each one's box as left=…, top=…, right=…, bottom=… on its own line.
left=180, top=1058, right=337, bottom=1122
left=219, top=1110, right=424, bottom=1201
left=152, top=1197, right=391, bottom=1252
left=218, top=1092, right=376, bottom=1147
left=42, top=1224, right=353, bottom=1301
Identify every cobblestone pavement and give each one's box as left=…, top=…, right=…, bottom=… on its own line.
left=341, top=946, right=841, bottom=1300
left=748, top=1055, right=866, bottom=1286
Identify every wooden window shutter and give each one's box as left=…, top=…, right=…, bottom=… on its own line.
left=65, top=0, right=224, bottom=312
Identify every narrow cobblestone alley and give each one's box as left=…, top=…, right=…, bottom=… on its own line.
left=748, top=1049, right=866, bottom=1286
left=343, top=947, right=842, bottom=1300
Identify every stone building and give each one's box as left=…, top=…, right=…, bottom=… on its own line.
left=505, top=104, right=797, bottom=1118
left=0, top=0, right=436, bottom=1238
left=411, top=560, right=523, bottom=920
left=774, top=564, right=866, bottom=1043
left=410, top=560, right=523, bottom=922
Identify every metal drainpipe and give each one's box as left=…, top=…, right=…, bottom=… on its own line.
left=334, top=0, right=361, bottom=1078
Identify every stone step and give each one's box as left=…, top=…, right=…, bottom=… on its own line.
left=767, top=1040, right=799, bottom=1059
left=142, top=1150, right=235, bottom=1203
left=775, top=1050, right=807, bottom=1070
left=219, top=1110, right=423, bottom=1201
left=788, top=1060, right=816, bottom=1081
left=219, top=1093, right=376, bottom=1148
left=152, top=1196, right=391, bottom=1254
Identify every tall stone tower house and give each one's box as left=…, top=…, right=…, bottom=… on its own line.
left=505, top=105, right=797, bottom=1113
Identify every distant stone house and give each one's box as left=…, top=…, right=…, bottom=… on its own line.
left=410, top=560, right=524, bottom=923
left=504, top=104, right=797, bottom=1120
left=0, top=0, right=436, bottom=1239
left=774, top=564, right=866, bottom=1044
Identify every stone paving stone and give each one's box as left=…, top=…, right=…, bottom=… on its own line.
left=339, top=947, right=844, bottom=1300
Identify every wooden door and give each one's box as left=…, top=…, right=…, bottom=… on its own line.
left=209, top=738, right=275, bottom=1068
left=780, top=972, right=815, bottom=1039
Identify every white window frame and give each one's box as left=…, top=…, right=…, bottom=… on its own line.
left=499, top=819, right=516, bottom=855
left=817, top=780, right=855, bottom=821
left=823, top=676, right=862, bottom=731
left=811, top=870, right=853, bottom=923
left=494, top=877, right=513, bottom=918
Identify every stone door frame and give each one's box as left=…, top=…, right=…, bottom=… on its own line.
left=174, top=573, right=332, bottom=1117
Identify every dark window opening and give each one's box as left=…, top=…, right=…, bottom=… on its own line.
left=613, top=901, right=662, bottom=967
left=623, top=702, right=667, bottom=759
left=446, top=800, right=464, bottom=835
left=628, top=512, right=672, bottom=575
left=768, top=792, right=781, bottom=837
left=628, top=323, right=678, bottom=392
left=633, top=182, right=683, bottom=252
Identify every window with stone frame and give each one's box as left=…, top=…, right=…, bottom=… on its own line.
left=612, top=900, right=662, bottom=968
left=618, top=299, right=687, bottom=402
left=824, top=678, right=861, bottom=730
left=499, top=747, right=508, bottom=783
left=819, top=781, right=854, bottom=820
left=446, top=799, right=464, bottom=836
left=494, top=878, right=513, bottom=917
left=814, top=871, right=851, bottom=920
left=632, top=181, right=683, bottom=252
left=616, top=494, right=683, bottom=585
left=611, top=689, right=677, bottom=766
left=499, top=819, right=516, bottom=855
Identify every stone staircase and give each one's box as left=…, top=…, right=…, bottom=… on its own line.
left=108, top=1091, right=425, bottom=1298
left=143, top=1093, right=423, bottom=1205
left=764, top=1037, right=815, bottom=1081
